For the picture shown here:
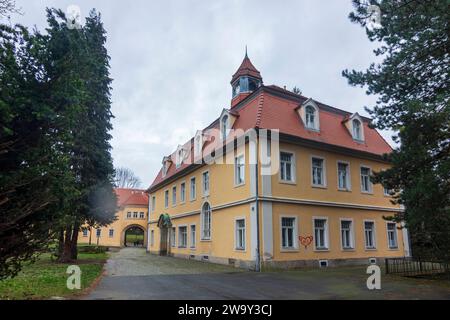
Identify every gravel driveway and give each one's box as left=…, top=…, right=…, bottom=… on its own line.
left=85, top=248, right=450, bottom=300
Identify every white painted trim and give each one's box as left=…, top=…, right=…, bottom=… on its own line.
left=164, top=189, right=169, bottom=209
left=363, top=219, right=377, bottom=250
left=359, top=165, right=373, bottom=194
left=310, top=155, right=327, bottom=188
left=279, top=149, right=297, bottom=184
left=179, top=180, right=186, bottom=204
left=336, top=160, right=352, bottom=191
left=200, top=201, right=212, bottom=241
left=234, top=216, right=247, bottom=251
left=189, top=224, right=196, bottom=249
left=312, top=216, right=329, bottom=251
left=233, top=153, right=246, bottom=187
left=201, top=170, right=210, bottom=197
left=385, top=221, right=399, bottom=250
left=189, top=176, right=197, bottom=201
left=279, top=215, right=299, bottom=251
left=177, top=224, right=188, bottom=248
left=339, top=218, right=355, bottom=250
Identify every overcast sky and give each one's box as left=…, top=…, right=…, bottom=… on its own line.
left=11, top=0, right=391, bottom=187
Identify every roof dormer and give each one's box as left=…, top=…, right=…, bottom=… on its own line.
left=296, top=98, right=320, bottom=131
left=219, top=108, right=239, bottom=142
left=161, top=156, right=172, bottom=177
left=194, top=130, right=204, bottom=158
left=343, top=113, right=365, bottom=142
left=175, top=145, right=189, bottom=169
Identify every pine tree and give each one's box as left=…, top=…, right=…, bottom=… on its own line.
left=343, top=0, right=449, bottom=260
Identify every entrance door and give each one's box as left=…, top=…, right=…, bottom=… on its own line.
left=160, top=227, right=168, bottom=256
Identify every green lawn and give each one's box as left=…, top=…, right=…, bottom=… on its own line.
left=0, top=250, right=107, bottom=300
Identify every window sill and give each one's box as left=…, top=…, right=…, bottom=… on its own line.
left=178, top=246, right=187, bottom=249
left=365, top=247, right=377, bottom=251
left=312, top=184, right=327, bottom=189
left=314, top=248, right=329, bottom=252
left=189, top=247, right=196, bottom=250
left=388, top=247, right=399, bottom=251
left=338, top=188, right=352, bottom=192
left=234, top=248, right=246, bottom=252
left=280, top=248, right=299, bottom=253
left=200, top=239, right=212, bottom=242
left=361, top=191, right=374, bottom=195
left=279, top=180, right=296, bottom=185
left=341, top=248, right=355, bottom=251
left=233, top=183, right=245, bottom=188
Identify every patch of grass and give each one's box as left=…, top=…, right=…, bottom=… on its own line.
left=0, top=250, right=107, bottom=300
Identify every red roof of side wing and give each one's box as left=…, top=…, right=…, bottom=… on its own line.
left=115, top=188, right=148, bottom=207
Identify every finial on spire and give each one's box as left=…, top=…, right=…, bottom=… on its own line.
left=245, top=45, right=248, bottom=58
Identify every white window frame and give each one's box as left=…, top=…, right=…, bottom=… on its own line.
left=360, top=165, right=373, bottom=194
left=202, top=170, right=210, bottom=197
left=180, top=181, right=186, bottom=203
left=190, top=224, right=196, bottom=249
left=126, top=211, right=132, bottom=219
left=364, top=220, right=377, bottom=250
left=352, top=118, right=364, bottom=141
left=311, top=155, right=327, bottom=188
left=150, top=230, right=154, bottom=246
left=279, top=150, right=296, bottom=184
left=172, top=185, right=177, bottom=206
left=337, top=160, right=351, bottom=191
left=201, top=202, right=212, bottom=240
left=133, top=211, right=138, bottom=218
left=313, top=216, right=329, bottom=251
left=280, top=215, right=298, bottom=251
left=109, top=229, right=114, bottom=238
left=304, top=104, right=319, bottom=131
left=151, top=196, right=156, bottom=212
left=220, top=114, right=230, bottom=141
left=234, top=217, right=246, bottom=251
left=234, top=154, right=245, bottom=186
left=339, top=218, right=355, bottom=250
left=190, top=176, right=196, bottom=201
left=178, top=225, right=188, bottom=248
left=171, top=226, right=176, bottom=247
left=386, top=222, right=398, bottom=249
left=164, top=189, right=169, bottom=208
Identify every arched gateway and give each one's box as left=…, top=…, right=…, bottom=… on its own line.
left=122, top=225, right=146, bottom=247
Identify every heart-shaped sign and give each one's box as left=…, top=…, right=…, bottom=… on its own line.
left=299, top=235, right=313, bottom=249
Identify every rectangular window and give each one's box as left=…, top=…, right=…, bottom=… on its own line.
left=361, top=167, right=372, bottom=193
left=96, top=229, right=101, bottom=237
left=387, top=223, right=398, bottom=249
left=190, top=225, right=196, bottom=248
left=150, top=230, right=154, bottom=246
left=151, top=196, right=156, bottom=212
left=338, top=162, right=350, bottom=190
left=190, top=177, right=196, bottom=200
left=178, top=226, right=187, bottom=248
left=384, top=187, right=391, bottom=196
left=281, top=217, right=296, bottom=249
left=314, top=218, right=328, bottom=249
left=340, top=220, right=353, bottom=249
left=139, top=212, right=145, bottom=219
left=164, top=190, right=169, bottom=208
left=280, top=152, right=294, bottom=182
left=202, top=171, right=210, bottom=195
left=364, top=221, right=376, bottom=249
left=234, top=155, right=245, bottom=185
left=109, top=229, right=114, bottom=238
left=312, top=157, right=325, bottom=186
left=133, top=211, right=138, bottom=218
left=172, top=186, right=177, bottom=205
left=171, top=227, right=176, bottom=247
left=127, top=211, right=131, bottom=219
left=82, top=229, right=88, bottom=237
left=180, top=182, right=186, bottom=202
left=235, top=219, right=246, bottom=250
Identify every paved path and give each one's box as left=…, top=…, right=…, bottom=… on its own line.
left=85, top=248, right=450, bottom=300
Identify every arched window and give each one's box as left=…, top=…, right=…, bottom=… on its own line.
left=201, top=202, right=211, bottom=240
left=221, top=115, right=229, bottom=141
left=305, top=106, right=316, bottom=129
left=352, top=119, right=362, bottom=140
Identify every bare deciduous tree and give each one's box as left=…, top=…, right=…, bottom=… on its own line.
left=114, top=167, right=142, bottom=189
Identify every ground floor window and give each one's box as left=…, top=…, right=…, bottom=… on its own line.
left=96, top=229, right=101, bottom=237
left=150, top=230, right=154, bottom=246
left=235, top=219, right=246, bottom=250
left=364, top=221, right=376, bottom=249
left=82, top=229, right=88, bottom=237
left=387, top=222, right=398, bottom=249
left=281, top=217, right=296, bottom=249
left=171, top=227, right=176, bottom=247
left=314, top=218, right=328, bottom=250
left=109, top=229, right=114, bottom=238
left=201, top=202, right=211, bottom=240
left=190, top=225, right=196, bottom=248
left=340, top=220, right=353, bottom=249
left=178, top=226, right=187, bottom=248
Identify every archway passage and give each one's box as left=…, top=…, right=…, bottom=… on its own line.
left=124, top=226, right=145, bottom=247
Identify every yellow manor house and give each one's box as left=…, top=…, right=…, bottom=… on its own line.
left=147, top=53, right=411, bottom=270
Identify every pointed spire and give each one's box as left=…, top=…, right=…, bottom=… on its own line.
left=231, top=48, right=262, bottom=84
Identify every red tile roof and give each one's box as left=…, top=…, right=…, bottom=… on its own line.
left=148, top=85, right=392, bottom=191
left=231, top=53, right=262, bottom=84
left=115, top=188, right=148, bottom=207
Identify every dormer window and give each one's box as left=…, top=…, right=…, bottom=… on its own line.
left=194, top=133, right=202, bottom=157
left=305, top=106, right=317, bottom=129
left=352, top=119, right=363, bottom=141
left=162, top=157, right=171, bottom=177
left=221, top=114, right=229, bottom=141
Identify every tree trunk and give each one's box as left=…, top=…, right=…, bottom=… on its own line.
left=57, top=229, right=64, bottom=259
left=59, top=225, right=74, bottom=262
left=70, top=222, right=80, bottom=260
